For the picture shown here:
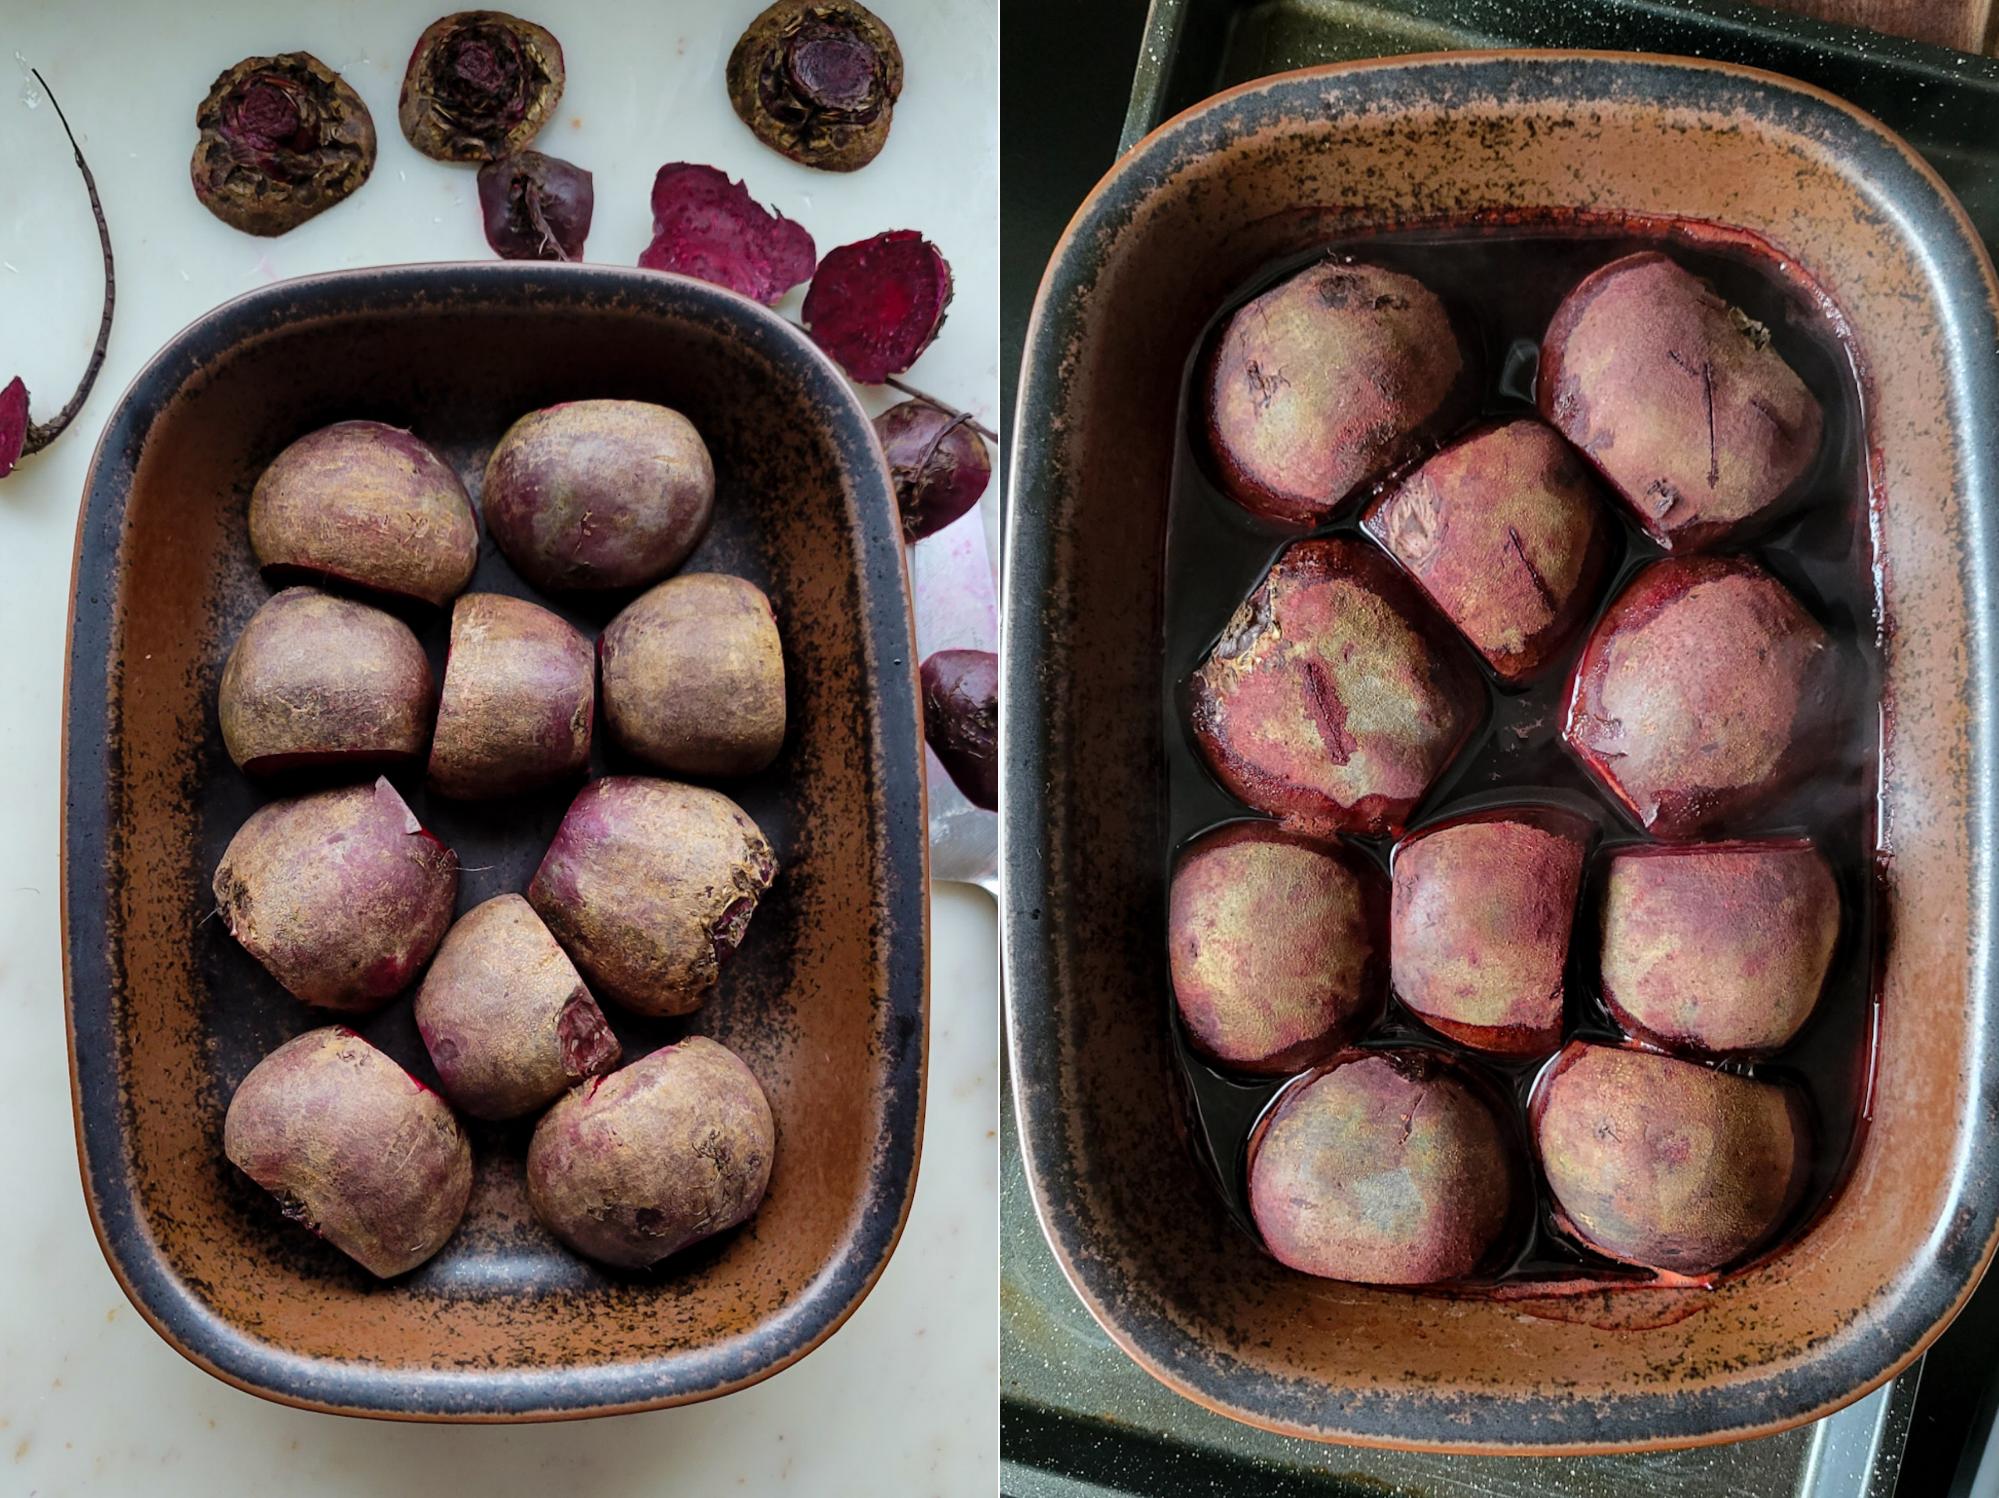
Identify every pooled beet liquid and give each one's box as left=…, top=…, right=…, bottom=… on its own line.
left=1162, top=216, right=1880, bottom=1292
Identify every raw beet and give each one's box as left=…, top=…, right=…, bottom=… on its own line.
left=224, top=1027, right=473, bottom=1278
left=399, top=9, right=564, bottom=163
left=477, top=149, right=591, bottom=260
left=1540, top=251, right=1824, bottom=551
left=1167, top=823, right=1385, bottom=1074
left=249, top=420, right=479, bottom=608
left=1564, top=555, right=1839, bottom=838
left=1248, top=1050, right=1521, bottom=1285
left=919, top=649, right=997, bottom=811
left=427, top=592, right=594, bottom=799
left=1205, top=260, right=1476, bottom=527
left=802, top=231, right=951, bottom=383
left=528, top=777, right=778, bottom=1017
left=875, top=400, right=992, bottom=541
left=1188, top=538, right=1482, bottom=838
left=726, top=0, right=904, bottom=172
left=1532, top=1042, right=1810, bottom=1275
left=218, top=587, right=434, bottom=776
left=599, top=574, right=787, bottom=778
left=638, top=163, right=816, bottom=306
left=527, top=1036, right=775, bottom=1269
left=1363, top=418, right=1614, bottom=684
left=0, top=379, right=27, bottom=479
left=414, top=893, right=620, bottom=1120
left=191, top=53, right=376, bottom=236
left=481, top=399, right=715, bottom=593
left=1601, top=838, right=1840, bottom=1056
left=1389, top=807, right=1590, bottom=1056
left=212, top=777, right=460, bottom=1012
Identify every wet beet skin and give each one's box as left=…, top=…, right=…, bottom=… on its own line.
left=1168, top=823, right=1386, bottom=1075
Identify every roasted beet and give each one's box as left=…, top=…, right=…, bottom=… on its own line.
left=192, top=53, right=376, bottom=236
left=1189, top=538, right=1482, bottom=838
left=802, top=231, right=951, bottom=383
left=1205, top=260, right=1475, bottom=527
left=600, top=574, right=786, bottom=778
left=399, top=10, right=564, bottom=163
left=1390, top=807, right=1590, bottom=1056
left=876, top=400, right=992, bottom=541
left=1533, top=1042, right=1810, bottom=1275
left=726, top=0, right=903, bottom=172
left=527, top=1036, right=775, bottom=1269
left=219, top=587, right=434, bottom=776
left=224, top=1027, right=472, bottom=1278
left=1601, top=839, right=1839, bottom=1056
left=1564, top=556, right=1838, bottom=838
left=428, top=592, right=594, bottom=799
left=1168, top=823, right=1384, bottom=1074
left=482, top=400, right=715, bottom=594
left=1248, top=1050, right=1520, bottom=1285
left=414, top=893, right=619, bottom=1120
left=1540, top=252, right=1824, bottom=551
left=638, top=163, right=817, bottom=306
left=477, top=149, right=591, bottom=260
left=250, top=420, right=478, bottom=608
left=529, top=777, right=777, bottom=1017
left=1364, top=419, right=1613, bottom=684
left=920, top=649, right=997, bottom=811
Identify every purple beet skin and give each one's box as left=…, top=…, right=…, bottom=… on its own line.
left=802, top=231, right=951, bottom=383
left=638, top=162, right=817, bottom=305
left=428, top=592, right=595, bottom=799
left=920, top=649, right=997, bottom=811
left=875, top=399, right=991, bottom=541
left=478, top=149, right=592, bottom=260
left=1168, top=823, right=1385, bottom=1074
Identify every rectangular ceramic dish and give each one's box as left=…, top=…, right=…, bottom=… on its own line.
left=63, top=263, right=928, bottom=1421
left=1003, top=51, right=1999, bottom=1452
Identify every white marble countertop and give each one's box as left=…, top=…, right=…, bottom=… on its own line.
left=0, top=2, right=997, bottom=1492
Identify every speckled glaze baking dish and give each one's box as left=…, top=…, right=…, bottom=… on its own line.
left=1002, top=52, right=1999, bottom=1452
left=62, top=264, right=927, bottom=1420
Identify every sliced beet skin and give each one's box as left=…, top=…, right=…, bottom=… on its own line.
left=802, top=231, right=951, bottom=383
left=1389, top=806, right=1591, bottom=1056
left=919, top=649, right=997, bottom=811
left=876, top=399, right=991, bottom=541
left=1168, top=823, right=1385, bottom=1075
left=0, top=378, right=27, bottom=477
left=1189, top=538, right=1483, bottom=838
left=478, top=149, right=592, bottom=261
left=1563, top=555, right=1839, bottom=838
left=638, top=163, right=816, bottom=306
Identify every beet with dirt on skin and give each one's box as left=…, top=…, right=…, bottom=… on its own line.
left=1533, top=1042, right=1810, bottom=1275
left=399, top=9, right=564, bottom=163
left=600, top=574, right=786, bottom=778
left=1189, top=538, right=1482, bottom=838
left=638, top=163, right=816, bottom=306
left=802, top=231, right=952, bottom=384
left=427, top=592, right=594, bottom=799
left=414, top=893, right=620, bottom=1120
left=219, top=586, right=434, bottom=777
left=1206, top=260, right=1476, bottom=528
left=1248, top=1050, right=1521, bottom=1285
left=1168, top=823, right=1385, bottom=1075
left=250, top=420, right=478, bottom=609
left=1601, top=838, right=1840, bottom=1056
left=478, top=149, right=591, bottom=260
left=528, top=1036, right=775, bottom=1269
left=212, top=777, right=459, bottom=1012
left=726, top=0, right=903, bottom=172
left=876, top=400, right=991, bottom=541
left=920, top=649, right=997, bottom=811
left=192, top=53, right=377, bottom=236
left=224, top=1027, right=472, bottom=1278
left=529, top=777, right=777, bottom=1017
left=1390, top=806, right=1591, bottom=1057
left=482, top=399, right=715, bottom=594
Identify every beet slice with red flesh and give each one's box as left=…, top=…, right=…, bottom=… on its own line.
left=802, top=230, right=951, bottom=383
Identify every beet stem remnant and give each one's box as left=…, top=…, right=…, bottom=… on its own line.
left=21, top=69, right=114, bottom=461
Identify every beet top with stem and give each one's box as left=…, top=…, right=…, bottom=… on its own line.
left=192, top=53, right=376, bottom=237
left=802, top=231, right=952, bottom=384
left=920, top=650, right=997, bottom=811
left=727, top=0, right=904, bottom=172
left=399, top=10, right=564, bottom=163
left=477, top=150, right=591, bottom=261
left=875, top=400, right=991, bottom=541
left=638, top=163, right=817, bottom=306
